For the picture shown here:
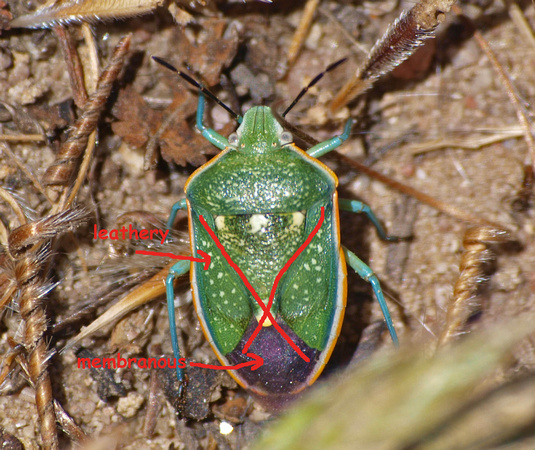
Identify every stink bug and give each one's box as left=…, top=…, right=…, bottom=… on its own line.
left=154, top=56, right=399, bottom=408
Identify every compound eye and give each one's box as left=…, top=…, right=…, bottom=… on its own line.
left=228, top=133, right=239, bottom=147
left=280, top=131, right=293, bottom=145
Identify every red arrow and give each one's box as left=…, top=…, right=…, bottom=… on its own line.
left=198, top=211, right=325, bottom=363
left=189, top=353, right=263, bottom=371
left=242, top=207, right=325, bottom=354
left=135, top=249, right=211, bottom=270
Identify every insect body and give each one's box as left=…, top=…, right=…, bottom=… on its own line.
left=161, top=58, right=398, bottom=407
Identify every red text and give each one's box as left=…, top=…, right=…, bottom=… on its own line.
left=77, top=353, right=186, bottom=370
left=93, top=224, right=169, bottom=245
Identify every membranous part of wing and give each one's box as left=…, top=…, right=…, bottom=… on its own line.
left=225, top=316, right=323, bottom=398
left=215, top=212, right=307, bottom=312
left=279, top=204, right=338, bottom=350
left=190, top=212, right=252, bottom=355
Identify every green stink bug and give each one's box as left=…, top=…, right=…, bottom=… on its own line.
left=155, top=57, right=398, bottom=408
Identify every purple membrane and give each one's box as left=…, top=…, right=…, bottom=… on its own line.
left=225, top=317, right=321, bottom=410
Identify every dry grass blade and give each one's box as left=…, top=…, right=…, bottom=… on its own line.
left=437, top=227, right=511, bottom=348
left=53, top=399, right=87, bottom=443
left=504, top=0, right=535, bottom=51
left=254, top=316, right=535, bottom=449
left=10, top=0, right=164, bottom=29
left=0, top=187, right=28, bottom=226
left=403, top=126, right=525, bottom=155
left=8, top=208, right=87, bottom=255
left=53, top=25, right=88, bottom=109
left=5, top=207, right=88, bottom=449
left=331, top=0, right=456, bottom=111
left=62, top=263, right=173, bottom=352
left=286, top=0, right=320, bottom=67
left=0, top=134, right=45, bottom=141
left=43, top=35, right=131, bottom=190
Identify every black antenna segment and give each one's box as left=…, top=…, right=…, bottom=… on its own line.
left=282, top=57, right=347, bottom=118
left=152, top=56, right=241, bottom=122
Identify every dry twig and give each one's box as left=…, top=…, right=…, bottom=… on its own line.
left=43, top=35, right=131, bottom=200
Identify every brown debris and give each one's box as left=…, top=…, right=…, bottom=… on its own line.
left=26, top=99, right=75, bottom=136
left=0, top=427, right=23, bottom=450
left=111, top=86, right=164, bottom=150
left=0, top=1, right=11, bottom=34
left=172, top=18, right=239, bottom=87
left=213, top=394, right=250, bottom=424
left=112, top=85, right=214, bottom=167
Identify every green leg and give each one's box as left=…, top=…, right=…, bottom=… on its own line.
left=196, top=92, right=229, bottom=150
left=166, top=260, right=190, bottom=387
left=343, top=246, right=399, bottom=346
left=166, top=198, right=188, bottom=234
left=339, top=199, right=399, bottom=242
left=165, top=198, right=190, bottom=387
left=307, top=119, right=353, bottom=158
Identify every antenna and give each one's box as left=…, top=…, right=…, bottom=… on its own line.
left=152, top=56, right=241, bottom=122
left=281, top=58, right=347, bottom=118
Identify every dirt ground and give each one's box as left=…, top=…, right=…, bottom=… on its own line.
left=1, top=0, right=535, bottom=448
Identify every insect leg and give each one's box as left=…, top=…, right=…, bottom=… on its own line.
left=166, top=260, right=190, bottom=388
left=195, top=92, right=230, bottom=151
left=165, top=198, right=189, bottom=388
left=342, top=246, right=399, bottom=346
left=166, top=198, right=188, bottom=236
left=339, top=199, right=400, bottom=242
left=306, top=119, right=353, bottom=158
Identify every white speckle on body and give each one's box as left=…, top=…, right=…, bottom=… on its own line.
left=249, top=214, right=269, bottom=233
left=215, top=216, right=226, bottom=230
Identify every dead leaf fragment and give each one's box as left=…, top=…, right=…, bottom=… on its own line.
left=173, top=18, right=239, bottom=86
left=112, top=87, right=162, bottom=149
left=112, top=85, right=218, bottom=167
